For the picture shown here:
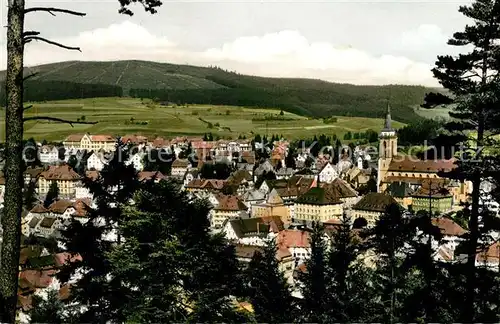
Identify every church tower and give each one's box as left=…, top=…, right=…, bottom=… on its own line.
left=377, top=103, right=398, bottom=192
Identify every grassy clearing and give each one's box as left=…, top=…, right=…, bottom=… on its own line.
left=0, top=97, right=405, bottom=142
left=413, top=105, right=453, bottom=120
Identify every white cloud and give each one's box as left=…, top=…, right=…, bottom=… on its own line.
left=400, top=24, right=449, bottom=51
left=202, top=29, right=439, bottom=86
left=3, top=21, right=440, bottom=86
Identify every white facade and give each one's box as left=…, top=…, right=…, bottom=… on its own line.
left=318, top=162, right=338, bottom=183
left=39, top=146, right=60, bottom=164
left=75, top=186, right=93, bottom=200
left=87, top=152, right=107, bottom=171
left=126, top=153, right=145, bottom=171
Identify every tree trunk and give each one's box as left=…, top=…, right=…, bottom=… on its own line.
left=0, top=0, right=25, bottom=322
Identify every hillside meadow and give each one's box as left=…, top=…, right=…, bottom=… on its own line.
left=0, top=97, right=405, bottom=142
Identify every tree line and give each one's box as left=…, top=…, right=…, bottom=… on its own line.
left=0, top=80, right=123, bottom=104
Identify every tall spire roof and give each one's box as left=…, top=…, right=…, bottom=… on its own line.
left=383, top=102, right=393, bottom=131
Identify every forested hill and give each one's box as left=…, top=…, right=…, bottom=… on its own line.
left=0, top=60, right=437, bottom=123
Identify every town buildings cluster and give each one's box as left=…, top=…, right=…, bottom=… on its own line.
left=0, top=106, right=498, bottom=318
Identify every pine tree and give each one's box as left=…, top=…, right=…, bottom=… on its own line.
left=57, top=141, right=140, bottom=322
left=367, top=203, right=415, bottom=323
left=28, top=288, right=70, bottom=324
left=299, top=222, right=328, bottom=322
left=23, top=181, right=38, bottom=210
left=246, top=238, right=295, bottom=323
left=44, top=181, right=59, bottom=207
left=325, top=213, right=377, bottom=322
left=422, top=1, right=500, bottom=320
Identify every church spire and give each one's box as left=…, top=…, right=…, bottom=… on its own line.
left=383, top=101, right=393, bottom=131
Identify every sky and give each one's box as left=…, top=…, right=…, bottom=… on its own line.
left=0, top=0, right=474, bottom=86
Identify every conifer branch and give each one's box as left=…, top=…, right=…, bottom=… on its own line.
left=23, top=116, right=97, bottom=127
left=22, top=30, right=40, bottom=38
left=24, top=7, right=86, bottom=17
left=23, top=36, right=81, bottom=51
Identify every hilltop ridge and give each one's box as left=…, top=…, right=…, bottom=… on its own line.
left=0, top=60, right=436, bottom=123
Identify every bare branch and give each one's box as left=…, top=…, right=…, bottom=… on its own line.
left=23, top=105, right=33, bottom=112
left=23, top=36, right=81, bottom=51
left=24, top=7, right=86, bottom=17
left=23, top=31, right=40, bottom=38
left=23, top=116, right=97, bottom=127
left=23, top=72, right=39, bottom=82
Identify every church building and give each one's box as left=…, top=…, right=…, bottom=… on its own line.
left=376, top=105, right=470, bottom=209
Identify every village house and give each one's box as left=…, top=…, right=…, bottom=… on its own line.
left=351, top=192, right=400, bottom=227
left=253, top=160, right=275, bottom=182
left=252, top=189, right=291, bottom=225
left=86, top=150, right=109, bottom=171
left=27, top=199, right=90, bottom=228
left=126, top=151, right=146, bottom=171
left=430, top=217, right=467, bottom=263
left=38, top=145, right=60, bottom=164
left=411, top=181, right=454, bottom=214
left=277, top=229, right=311, bottom=266
left=318, top=162, right=339, bottom=183
left=185, top=179, right=227, bottom=195
left=120, top=134, right=149, bottom=150
left=37, top=165, right=82, bottom=198
left=240, top=189, right=266, bottom=208
left=63, top=133, right=116, bottom=152
left=137, top=171, right=167, bottom=183
left=223, top=217, right=282, bottom=246
left=24, top=167, right=44, bottom=186
left=294, top=182, right=343, bottom=224
left=345, top=166, right=371, bottom=189
left=211, top=194, right=249, bottom=229
left=276, top=167, right=295, bottom=180
left=225, top=169, right=253, bottom=195
left=234, top=244, right=294, bottom=285
left=171, top=159, right=191, bottom=177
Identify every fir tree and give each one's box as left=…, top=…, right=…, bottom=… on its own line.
left=325, top=213, right=376, bottom=322
left=28, top=288, right=70, bottom=324
left=23, top=181, right=38, bottom=210
left=44, top=181, right=59, bottom=207
left=423, top=0, right=500, bottom=320
left=299, top=222, right=328, bottom=322
left=367, top=203, right=415, bottom=324
left=246, top=238, right=295, bottom=323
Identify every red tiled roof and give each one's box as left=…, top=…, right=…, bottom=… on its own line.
left=64, top=134, right=84, bottom=142
left=431, top=217, right=467, bottom=236
left=121, top=134, right=148, bottom=144
left=476, top=241, right=500, bottom=264
left=152, top=137, right=170, bottom=148
left=39, top=165, right=81, bottom=181
left=276, top=246, right=292, bottom=261
left=277, top=230, right=310, bottom=249
left=138, top=171, right=167, bottom=182
left=90, top=134, right=115, bottom=142
left=30, top=204, right=48, bottom=214
left=388, top=156, right=456, bottom=173
left=172, top=159, right=190, bottom=168
left=19, top=269, right=56, bottom=289
left=215, top=195, right=248, bottom=211
left=191, top=141, right=215, bottom=149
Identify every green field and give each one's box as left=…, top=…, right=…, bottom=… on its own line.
left=413, top=105, right=453, bottom=120
left=0, top=97, right=405, bottom=142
